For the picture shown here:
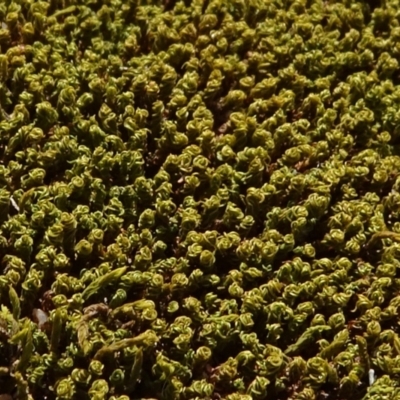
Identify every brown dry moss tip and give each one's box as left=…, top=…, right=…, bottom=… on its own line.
left=0, top=0, right=399, bottom=399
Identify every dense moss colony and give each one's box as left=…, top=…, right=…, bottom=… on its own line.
left=1, top=0, right=400, bottom=399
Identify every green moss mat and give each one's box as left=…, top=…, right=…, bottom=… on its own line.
left=0, top=0, right=398, bottom=399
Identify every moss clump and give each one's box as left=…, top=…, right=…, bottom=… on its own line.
left=0, top=0, right=399, bottom=399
